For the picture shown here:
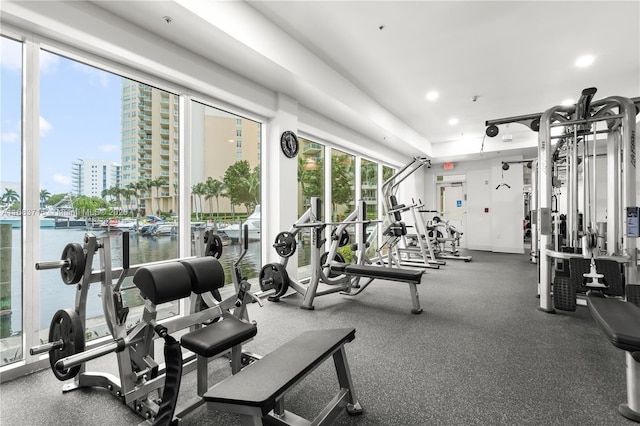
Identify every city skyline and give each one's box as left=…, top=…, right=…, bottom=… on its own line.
left=2, top=39, right=125, bottom=196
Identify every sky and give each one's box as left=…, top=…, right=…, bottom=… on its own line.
left=1, top=36, right=122, bottom=196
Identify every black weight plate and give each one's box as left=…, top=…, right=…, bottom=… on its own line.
left=60, top=243, right=85, bottom=285
left=48, top=309, right=85, bottom=381
left=259, top=263, right=289, bottom=297
left=273, top=232, right=296, bottom=258
left=320, top=252, right=346, bottom=278
left=332, top=229, right=350, bottom=247
left=205, top=233, right=224, bottom=259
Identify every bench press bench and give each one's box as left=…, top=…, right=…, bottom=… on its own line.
left=204, top=327, right=363, bottom=425
left=588, top=295, right=640, bottom=422
left=330, top=263, right=424, bottom=314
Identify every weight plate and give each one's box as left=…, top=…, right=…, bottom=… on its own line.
left=48, top=308, right=85, bottom=381
left=273, top=232, right=297, bottom=258
left=205, top=233, right=224, bottom=259
left=332, top=229, right=350, bottom=247
left=60, top=243, right=86, bottom=285
left=259, top=263, right=289, bottom=297
left=320, top=252, right=346, bottom=278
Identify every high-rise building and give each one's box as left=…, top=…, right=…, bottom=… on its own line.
left=190, top=103, right=261, bottom=215
left=120, top=80, right=180, bottom=215
left=71, top=159, right=120, bottom=197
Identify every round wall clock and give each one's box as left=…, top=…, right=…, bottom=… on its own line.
left=280, top=130, right=299, bottom=158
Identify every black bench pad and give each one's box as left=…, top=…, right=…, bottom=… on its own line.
left=204, top=327, right=355, bottom=416
left=588, top=296, right=640, bottom=353
left=330, top=263, right=423, bottom=284
left=181, top=316, right=257, bottom=358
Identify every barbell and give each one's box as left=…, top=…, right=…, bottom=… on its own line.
left=293, top=219, right=381, bottom=229
left=35, top=243, right=86, bottom=284
left=29, top=308, right=85, bottom=381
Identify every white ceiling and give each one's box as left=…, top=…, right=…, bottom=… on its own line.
left=90, top=1, right=640, bottom=163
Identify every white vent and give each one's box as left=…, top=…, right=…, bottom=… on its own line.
left=502, top=134, right=513, bottom=142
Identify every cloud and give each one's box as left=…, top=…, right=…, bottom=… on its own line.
left=1, top=132, right=19, bottom=143
left=98, top=144, right=119, bottom=153
left=71, top=61, right=112, bottom=88
left=40, top=116, right=53, bottom=138
left=40, top=50, right=60, bottom=74
left=0, top=40, right=60, bottom=74
left=0, top=38, right=22, bottom=72
left=1, top=120, right=20, bottom=143
left=52, top=173, right=72, bottom=186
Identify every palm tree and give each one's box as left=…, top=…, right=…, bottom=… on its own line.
left=243, top=167, right=260, bottom=214
left=140, top=179, right=152, bottom=216
left=126, top=182, right=141, bottom=217
left=39, top=189, right=51, bottom=208
left=205, top=177, right=225, bottom=223
left=150, top=177, right=167, bottom=215
left=1, top=188, right=20, bottom=207
left=191, top=183, right=201, bottom=220
left=121, top=188, right=134, bottom=213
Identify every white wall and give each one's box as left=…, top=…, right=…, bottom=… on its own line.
left=425, top=157, right=525, bottom=253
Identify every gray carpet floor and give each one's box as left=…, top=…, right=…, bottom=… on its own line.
left=0, top=250, right=635, bottom=425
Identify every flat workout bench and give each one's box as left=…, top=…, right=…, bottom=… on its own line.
left=330, top=263, right=424, bottom=314
left=204, top=327, right=363, bottom=425
left=588, top=295, right=640, bottom=422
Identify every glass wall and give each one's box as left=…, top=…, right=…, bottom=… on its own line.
left=330, top=149, right=355, bottom=222
left=38, top=51, right=180, bottom=344
left=361, top=159, right=379, bottom=259
left=330, top=149, right=356, bottom=263
left=0, top=36, right=23, bottom=367
left=190, top=101, right=262, bottom=284
left=297, top=138, right=325, bottom=278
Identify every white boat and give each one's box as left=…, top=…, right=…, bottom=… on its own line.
left=114, top=218, right=138, bottom=231
left=219, top=205, right=261, bottom=242
left=152, top=223, right=177, bottom=236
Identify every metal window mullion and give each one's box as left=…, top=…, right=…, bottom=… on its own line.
left=178, top=93, right=191, bottom=317
left=22, top=36, right=41, bottom=364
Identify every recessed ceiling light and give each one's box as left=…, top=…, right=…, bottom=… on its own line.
left=426, top=91, right=439, bottom=101
left=575, top=55, right=594, bottom=68
left=561, top=98, right=574, bottom=106
left=448, top=118, right=459, bottom=125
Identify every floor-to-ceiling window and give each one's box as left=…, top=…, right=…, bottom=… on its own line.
left=330, top=149, right=356, bottom=263
left=190, top=101, right=262, bottom=284
left=361, top=158, right=379, bottom=260
left=0, top=36, right=23, bottom=367
left=297, top=138, right=325, bottom=278
left=38, top=51, right=180, bottom=344
left=330, top=149, right=355, bottom=222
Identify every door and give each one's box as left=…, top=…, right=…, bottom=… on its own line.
left=436, top=182, right=467, bottom=248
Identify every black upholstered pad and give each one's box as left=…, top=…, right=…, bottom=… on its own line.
left=330, top=263, right=423, bottom=284
left=588, top=296, right=640, bottom=352
left=133, top=262, right=192, bottom=305
left=204, top=328, right=356, bottom=416
left=180, top=316, right=257, bottom=358
left=180, top=257, right=225, bottom=294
